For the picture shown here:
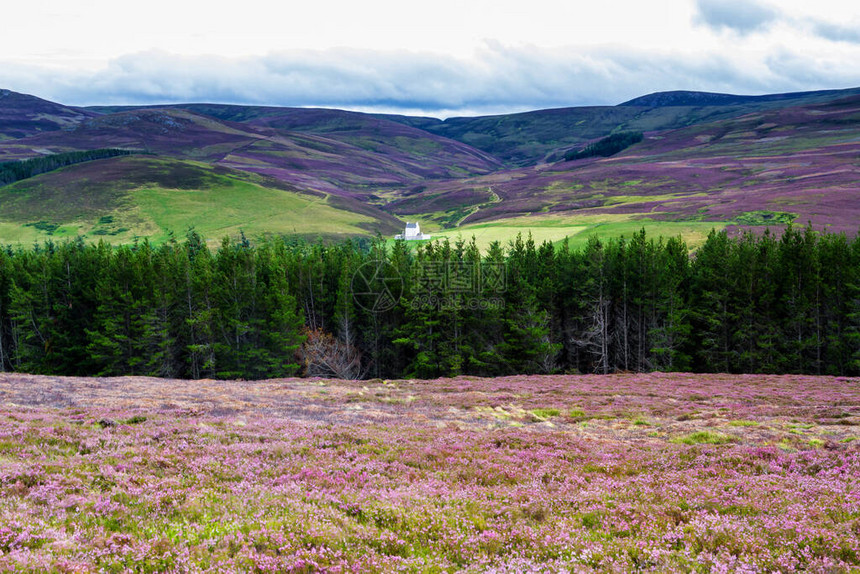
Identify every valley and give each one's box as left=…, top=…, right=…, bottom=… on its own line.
left=0, top=87, right=858, bottom=247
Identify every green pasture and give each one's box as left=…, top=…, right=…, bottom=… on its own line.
left=0, top=157, right=378, bottom=246
left=415, top=214, right=726, bottom=251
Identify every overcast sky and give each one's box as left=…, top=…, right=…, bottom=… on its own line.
left=1, top=0, right=858, bottom=117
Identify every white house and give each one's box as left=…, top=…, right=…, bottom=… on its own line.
left=395, top=222, right=431, bottom=240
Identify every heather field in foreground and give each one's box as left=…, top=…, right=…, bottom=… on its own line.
left=0, top=373, right=859, bottom=573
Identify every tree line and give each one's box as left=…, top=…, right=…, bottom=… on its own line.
left=0, top=225, right=857, bottom=379
left=563, top=131, right=644, bottom=161
left=0, top=149, right=133, bottom=186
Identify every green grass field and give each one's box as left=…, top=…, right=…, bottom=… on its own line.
left=0, top=156, right=382, bottom=245
left=422, top=214, right=725, bottom=251
left=131, top=182, right=376, bottom=243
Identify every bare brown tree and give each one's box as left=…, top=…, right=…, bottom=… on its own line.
left=299, top=328, right=364, bottom=380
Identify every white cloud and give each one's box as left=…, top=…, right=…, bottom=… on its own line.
left=694, top=0, right=860, bottom=46
left=1, top=0, right=859, bottom=116
left=3, top=42, right=857, bottom=118
left=693, top=0, right=779, bottom=34
left=810, top=21, right=860, bottom=45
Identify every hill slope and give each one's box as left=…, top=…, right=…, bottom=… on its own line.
left=92, top=87, right=860, bottom=167
left=388, top=94, right=860, bottom=246
left=0, top=155, right=401, bottom=244
left=399, top=87, right=860, bottom=166
left=619, top=87, right=860, bottom=107
left=0, top=87, right=858, bottom=246
left=0, top=103, right=502, bottom=200
left=0, top=89, right=96, bottom=140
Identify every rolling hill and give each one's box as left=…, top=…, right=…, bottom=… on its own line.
left=0, top=89, right=96, bottom=140
left=0, top=87, right=858, bottom=247
left=387, top=87, right=860, bottom=166
left=392, top=93, right=860, bottom=248
left=0, top=155, right=402, bottom=244
left=0, top=100, right=498, bottom=242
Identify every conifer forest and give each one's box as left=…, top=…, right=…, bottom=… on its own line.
left=1, top=225, right=857, bottom=380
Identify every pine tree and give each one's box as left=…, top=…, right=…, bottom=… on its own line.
left=777, top=225, right=822, bottom=373
left=649, top=236, right=691, bottom=371
left=690, top=230, right=734, bottom=372
left=182, top=230, right=217, bottom=379
left=843, top=233, right=860, bottom=375
left=0, top=248, right=10, bottom=372
left=572, top=237, right=612, bottom=374
left=464, top=240, right=507, bottom=376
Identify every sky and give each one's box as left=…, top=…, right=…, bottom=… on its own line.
left=1, top=0, right=858, bottom=117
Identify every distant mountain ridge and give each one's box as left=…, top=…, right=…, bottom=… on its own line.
left=618, top=87, right=860, bottom=107
left=83, top=86, right=860, bottom=166
left=381, top=86, right=860, bottom=165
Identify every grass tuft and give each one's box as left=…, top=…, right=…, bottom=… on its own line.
left=671, top=431, right=734, bottom=445
left=529, top=408, right=560, bottom=419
